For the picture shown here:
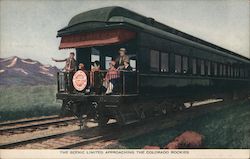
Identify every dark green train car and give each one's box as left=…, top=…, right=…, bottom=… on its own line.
left=56, top=6, right=250, bottom=127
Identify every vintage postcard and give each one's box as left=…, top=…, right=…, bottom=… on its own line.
left=0, top=0, right=249, bottom=159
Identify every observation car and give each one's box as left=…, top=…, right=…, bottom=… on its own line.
left=56, top=6, right=250, bottom=127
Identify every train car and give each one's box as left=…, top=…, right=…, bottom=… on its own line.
left=56, top=6, right=250, bottom=127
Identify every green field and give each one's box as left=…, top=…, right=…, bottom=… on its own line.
left=120, top=100, right=250, bottom=148
left=0, top=85, right=249, bottom=148
left=0, top=85, right=62, bottom=122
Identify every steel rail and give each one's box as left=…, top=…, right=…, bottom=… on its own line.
left=0, top=115, right=60, bottom=127
left=0, top=118, right=77, bottom=134
left=1, top=99, right=246, bottom=149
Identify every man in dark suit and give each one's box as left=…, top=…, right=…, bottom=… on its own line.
left=52, top=52, right=77, bottom=72
left=52, top=52, right=77, bottom=92
left=123, top=59, right=133, bottom=71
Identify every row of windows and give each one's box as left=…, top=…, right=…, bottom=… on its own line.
left=91, top=53, right=136, bottom=70
left=150, top=50, right=249, bottom=78
left=150, top=50, right=169, bottom=72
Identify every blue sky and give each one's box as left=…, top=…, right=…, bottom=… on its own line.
left=0, top=0, right=249, bottom=68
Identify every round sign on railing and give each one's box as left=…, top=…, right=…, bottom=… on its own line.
left=72, top=70, right=87, bottom=91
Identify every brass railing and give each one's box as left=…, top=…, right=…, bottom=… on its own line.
left=57, top=70, right=137, bottom=95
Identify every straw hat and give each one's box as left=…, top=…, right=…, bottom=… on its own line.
left=119, top=48, right=126, bottom=52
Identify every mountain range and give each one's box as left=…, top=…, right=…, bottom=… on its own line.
left=0, top=56, right=60, bottom=85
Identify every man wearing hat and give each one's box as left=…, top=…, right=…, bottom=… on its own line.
left=52, top=52, right=77, bottom=73
left=52, top=52, right=77, bottom=93
left=115, top=48, right=129, bottom=70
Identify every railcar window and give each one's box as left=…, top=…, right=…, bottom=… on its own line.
left=238, top=68, right=240, bottom=77
left=243, top=69, right=245, bottom=78
left=242, top=69, right=245, bottom=78
left=91, top=54, right=100, bottom=62
left=91, top=47, right=100, bottom=62
left=223, top=65, right=227, bottom=77
left=234, top=66, right=239, bottom=77
left=206, top=61, right=211, bottom=76
left=240, top=68, right=244, bottom=78
left=161, top=53, right=169, bottom=72
left=192, top=58, right=197, bottom=75
left=130, top=59, right=136, bottom=71
left=105, top=56, right=112, bottom=69
left=200, top=60, right=205, bottom=75
left=219, top=64, right=223, bottom=76
left=236, top=67, right=240, bottom=77
left=227, top=65, right=231, bottom=77
left=150, top=50, right=160, bottom=72
left=231, top=66, right=234, bottom=77
left=175, top=55, right=182, bottom=73
left=213, top=62, right=217, bottom=76
left=233, top=67, right=237, bottom=77
left=182, top=56, right=188, bottom=74
left=245, top=69, right=249, bottom=78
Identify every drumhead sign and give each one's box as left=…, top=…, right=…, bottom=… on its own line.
left=72, top=70, right=87, bottom=91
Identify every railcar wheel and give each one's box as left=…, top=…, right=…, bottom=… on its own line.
left=179, top=104, right=185, bottom=111
left=172, top=103, right=178, bottom=112
left=161, top=106, right=167, bottom=115
left=60, top=100, right=72, bottom=117
left=93, top=102, right=110, bottom=127
left=140, top=110, right=146, bottom=119
left=97, top=116, right=109, bottom=127
left=134, top=105, right=146, bottom=120
left=172, top=102, right=185, bottom=112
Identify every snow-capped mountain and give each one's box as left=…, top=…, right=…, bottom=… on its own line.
left=0, top=56, right=60, bottom=85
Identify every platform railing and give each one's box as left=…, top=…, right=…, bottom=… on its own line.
left=57, top=72, right=72, bottom=93
left=57, top=70, right=137, bottom=95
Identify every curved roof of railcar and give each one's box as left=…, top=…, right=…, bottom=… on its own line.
left=58, top=6, right=250, bottom=63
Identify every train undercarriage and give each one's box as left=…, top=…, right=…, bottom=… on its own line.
left=56, top=87, right=249, bottom=129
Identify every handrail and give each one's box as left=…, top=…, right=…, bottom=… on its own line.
left=57, top=70, right=138, bottom=95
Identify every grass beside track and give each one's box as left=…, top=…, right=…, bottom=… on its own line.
left=121, top=100, right=250, bottom=148
left=0, top=85, right=61, bottom=122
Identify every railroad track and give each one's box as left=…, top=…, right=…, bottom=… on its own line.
left=0, top=116, right=79, bottom=135
left=0, top=115, right=60, bottom=127
left=1, top=99, right=242, bottom=149
left=0, top=122, right=117, bottom=149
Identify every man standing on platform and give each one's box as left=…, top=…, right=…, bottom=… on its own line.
left=115, top=48, right=129, bottom=70
left=52, top=52, right=77, bottom=92
left=52, top=52, right=77, bottom=72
